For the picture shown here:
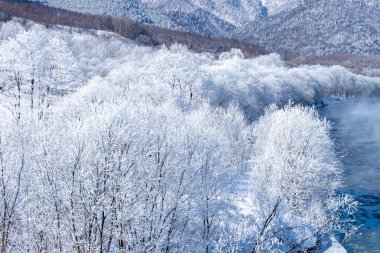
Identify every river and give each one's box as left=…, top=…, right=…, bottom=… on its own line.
left=319, top=98, right=380, bottom=253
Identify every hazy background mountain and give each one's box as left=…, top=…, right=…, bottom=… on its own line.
left=261, top=0, right=302, bottom=15
left=39, top=0, right=380, bottom=57
left=234, top=0, right=380, bottom=56
left=43, top=0, right=266, bottom=36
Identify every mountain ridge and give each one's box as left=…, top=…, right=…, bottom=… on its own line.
left=0, top=0, right=266, bottom=57
left=39, top=0, right=380, bottom=59
left=1, top=0, right=379, bottom=72
left=41, top=0, right=266, bottom=36
left=234, top=0, right=380, bottom=56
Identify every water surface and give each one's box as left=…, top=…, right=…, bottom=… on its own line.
left=319, top=98, right=380, bottom=253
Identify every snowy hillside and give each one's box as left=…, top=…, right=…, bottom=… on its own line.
left=261, top=0, right=302, bottom=15
left=235, top=0, right=380, bottom=56
left=262, top=0, right=380, bottom=16
left=43, top=0, right=265, bottom=36
left=38, top=0, right=380, bottom=57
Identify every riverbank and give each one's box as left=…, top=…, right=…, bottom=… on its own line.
left=319, top=97, right=380, bottom=253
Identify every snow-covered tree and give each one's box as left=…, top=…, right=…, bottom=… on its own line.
left=0, top=20, right=373, bottom=252
left=247, top=104, right=357, bottom=252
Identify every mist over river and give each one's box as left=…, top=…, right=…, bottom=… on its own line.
left=319, top=98, right=380, bottom=253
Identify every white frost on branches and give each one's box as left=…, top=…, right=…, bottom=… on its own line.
left=0, top=20, right=374, bottom=252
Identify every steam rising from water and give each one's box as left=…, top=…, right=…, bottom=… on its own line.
left=343, top=100, right=380, bottom=142
left=329, top=99, right=380, bottom=192
left=319, top=98, right=380, bottom=253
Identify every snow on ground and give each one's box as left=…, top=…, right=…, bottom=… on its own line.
left=323, top=238, right=347, bottom=253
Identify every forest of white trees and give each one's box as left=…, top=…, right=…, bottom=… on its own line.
left=0, top=19, right=378, bottom=252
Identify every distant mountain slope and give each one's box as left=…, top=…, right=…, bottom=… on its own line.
left=0, top=0, right=266, bottom=57
left=235, top=0, right=380, bottom=56
left=262, top=0, right=380, bottom=16
left=43, top=0, right=266, bottom=36
left=3, top=0, right=380, bottom=70
left=40, top=0, right=380, bottom=58
left=261, top=0, right=302, bottom=15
